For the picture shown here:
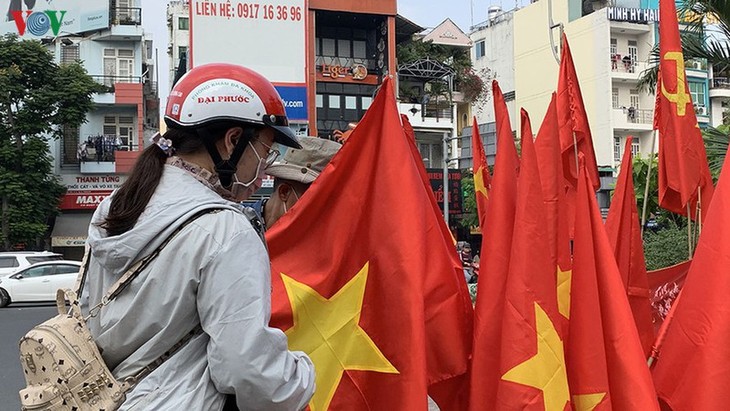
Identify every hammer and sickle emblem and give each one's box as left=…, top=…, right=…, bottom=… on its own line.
left=661, top=51, right=692, bottom=116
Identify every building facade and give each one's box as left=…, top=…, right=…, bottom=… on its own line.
left=1, top=0, right=158, bottom=258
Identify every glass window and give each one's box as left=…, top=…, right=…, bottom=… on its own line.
left=612, top=88, right=619, bottom=108
left=54, top=264, right=80, bottom=275
left=21, top=266, right=52, bottom=278
left=322, top=38, right=336, bottom=56
left=338, top=39, right=351, bottom=58
left=178, top=17, right=189, bottom=30
left=328, top=95, right=340, bottom=109
left=316, top=94, right=323, bottom=108
left=631, top=140, right=640, bottom=157
left=610, top=38, right=617, bottom=56
left=353, top=40, right=366, bottom=59
left=27, top=255, right=62, bottom=264
left=689, top=82, right=705, bottom=107
left=345, top=96, right=357, bottom=110
left=475, top=40, right=486, bottom=59
left=614, top=137, right=622, bottom=161
left=178, top=46, right=187, bottom=58
left=361, top=96, right=372, bottom=110
left=0, top=257, right=18, bottom=268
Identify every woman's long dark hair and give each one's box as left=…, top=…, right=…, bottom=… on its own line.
left=100, top=121, right=258, bottom=236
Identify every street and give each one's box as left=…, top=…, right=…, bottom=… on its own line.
left=0, top=303, right=56, bottom=409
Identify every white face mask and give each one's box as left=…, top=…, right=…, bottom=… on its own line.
left=230, top=141, right=268, bottom=201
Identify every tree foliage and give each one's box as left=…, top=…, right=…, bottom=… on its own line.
left=643, top=222, right=690, bottom=270
left=0, top=34, right=99, bottom=250
left=460, top=171, right=478, bottom=229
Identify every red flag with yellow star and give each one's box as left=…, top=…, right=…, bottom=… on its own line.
left=468, top=82, right=521, bottom=410
left=470, top=108, right=570, bottom=410
left=557, top=33, right=600, bottom=192
left=266, top=78, right=473, bottom=411
left=472, top=117, right=491, bottom=229
left=652, top=152, right=730, bottom=409
left=567, top=159, right=660, bottom=410
left=535, top=93, right=573, bottom=333
left=604, top=137, right=654, bottom=357
left=656, top=0, right=714, bottom=219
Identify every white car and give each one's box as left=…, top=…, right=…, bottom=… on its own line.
left=0, top=251, right=64, bottom=277
left=0, top=260, right=81, bottom=307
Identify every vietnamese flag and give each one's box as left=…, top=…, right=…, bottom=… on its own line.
left=656, top=0, right=714, bottom=219
left=266, top=78, right=473, bottom=411
left=567, top=159, right=659, bottom=410
left=557, top=33, right=600, bottom=192
left=535, top=93, right=573, bottom=332
left=651, top=150, right=730, bottom=409
left=469, top=82, right=520, bottom=410
left=470, top=109, right=569, bottom=410
left=472, top=117, right=491, bottom=229
left=604, top=137, right=654, bottom=357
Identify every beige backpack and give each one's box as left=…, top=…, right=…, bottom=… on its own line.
left=18, top=209, right=219, bottom=410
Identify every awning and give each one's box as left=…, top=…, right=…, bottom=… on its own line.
left=51, top=213, right=93, bottom=247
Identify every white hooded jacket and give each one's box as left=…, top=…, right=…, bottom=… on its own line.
left=81, top=165, right=315, bottom=410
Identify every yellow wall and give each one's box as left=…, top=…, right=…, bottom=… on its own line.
left=514, top=3, right=615, bottom=168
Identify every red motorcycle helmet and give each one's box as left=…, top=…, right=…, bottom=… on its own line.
left=165, top=63, right=301, bottom=149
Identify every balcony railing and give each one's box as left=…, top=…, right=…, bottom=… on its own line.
left=625, top=108, right=653, bottom=124
left=712, top=77, right=730, bottom=89
left=90, top=75, right=142, bottom=91
left=610, top=55, right=644, bottom=73
left=112, top=7, right=142, bottom=26
left=78, top=135, right=137, bottom=163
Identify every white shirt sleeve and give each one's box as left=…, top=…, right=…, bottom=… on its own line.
left=196, top=222, right=315, bottom=411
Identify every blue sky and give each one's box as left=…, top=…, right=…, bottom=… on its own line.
left=142, top=0, right=527, bottom=109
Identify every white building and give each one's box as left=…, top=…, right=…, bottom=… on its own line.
left=167, top=0, right=190, bottom=90
left=0, top=0, right=159, bottom=258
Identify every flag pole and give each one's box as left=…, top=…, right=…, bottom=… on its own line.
left=641, top=130, right=657, bottom=236
left=573, top=132, right=580, bottom=182
left=687, top=202, right=693, bottom=257
left=648, top=288, right=685, bottom=368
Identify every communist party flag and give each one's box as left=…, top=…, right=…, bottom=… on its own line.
left=604, top=137, right=654, bottom=357
left=567, top=159, right=659, bottom=410
left=472, top=117, right=491, bottom=229
left=557, top=33, right=600, bottom=192
left=652, top=151, right=730, bottom=409
left=656, top=0, right=714, bottom=219
left=535, top=93, right=572, bottom=333
left=470, top=108, right=569, bottom=410
left=266, top=78, right=473, bottom=411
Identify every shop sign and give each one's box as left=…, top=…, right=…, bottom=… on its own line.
left=321, top=63, right=369, bottom=81
left=60, top=190, right=113, bottom=210
left=607, top=7, right=659, bottom=24
left=426, top=168, right=463, bottom=215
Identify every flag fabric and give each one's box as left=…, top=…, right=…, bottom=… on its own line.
left=266, top=78, right=473, bottom=411
left=534, top=93, right=573, bottom=331
left=493, top=80, right=520, bottom=171
left=470, top=109, right=569, bottom=410
left=652, top=151, right=730, bottom=410
left=472, top=117, right=491, bottom=229
left=468, top=83, right=521, bottom=410
left=557, top=33, right=600, bottom=192
left=604, top=137, right=655, bottom=357
left=647, top=260, right=691, bottom=333
left=656, top=0, right=714, bottom=219
left=568, top=159, right=660, bottom=410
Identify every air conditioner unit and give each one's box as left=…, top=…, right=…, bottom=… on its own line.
left=695, top=105, right=707, bottom=116
left=691, top=60, right=703, bottom=70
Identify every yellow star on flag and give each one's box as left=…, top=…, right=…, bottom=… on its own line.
left=573, top=393, right=607, bottom=411
left=474, top=166, right=489, bottom=198
left=282, top=262, right=399, bottom=411
left=502, top=302, right=569, bottom=411
left=557, top=265, right=572, bottom=319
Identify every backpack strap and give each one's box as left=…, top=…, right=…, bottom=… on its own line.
left=82, top=207, right=225, bottom=319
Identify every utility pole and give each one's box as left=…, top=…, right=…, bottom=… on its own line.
left=443, top=131, right=451, bottom=226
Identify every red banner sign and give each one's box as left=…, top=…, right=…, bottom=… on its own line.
left=59, top=190, right=113, bottom=210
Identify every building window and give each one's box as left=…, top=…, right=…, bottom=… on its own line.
left=103, top=48, right=135, bottom=85
left=475, top=40, right=486, bottom=59
left=610, top=38, right=617, bottom=56
left=60, top=44, right=79, bottom=65
left=353, top=40, right=366, bottom=59
left=612, top=88, right=619, bottom=108
left=178, top=17, right=189, bottom=30
left=103, top=115, right=135, bottom=151
left=338, top=39, right=351, bottom=58
left=322, top=38, right=336, bottom=56
left=631, top=140, right=640, bottom=157
left=345, top=96, right=357, bottom=110
left=328, top=95, right=341, bottom=109
left=614, top=137, right=621, bottom=161
left=178, top=46, right=188, bottom=58
left=316, top=94, right=323, bottom=108
left=689, top=81, right=706, bottom=107
left=630, top=89, right=640, bottom=109
left=362, top=96, right=372, bottom=110
left=61, top=125, right=79, bottom=166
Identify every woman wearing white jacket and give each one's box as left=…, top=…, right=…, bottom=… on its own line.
left=81, top=63, right=315, bottom=410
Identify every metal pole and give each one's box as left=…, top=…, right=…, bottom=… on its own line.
left=443, top=131, right=450, bottom=226
left=641, top=130, right=657, bottom=236
left=687, top=202, right=693, bottom=258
